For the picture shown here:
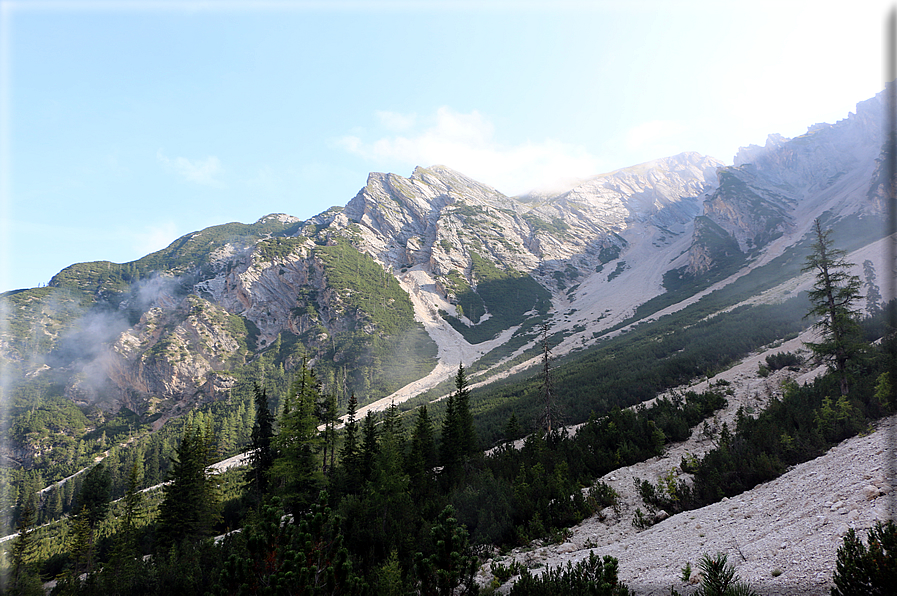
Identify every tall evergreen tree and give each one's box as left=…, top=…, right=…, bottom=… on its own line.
left=321, top=392, right=339, bottom=475
left=440, top=364, right=477, bottom=486
left=157, top=424, right=219, bottom=548
left=247, top=383, right=275, bottom=503
left=802, top=219, right=863, bottom=395
left=104, top=462, right=144, bottom=594
left=8, top=500, right=40, bottom=596
left=72, top=463, right=111, bottom=574
left=270, top=361, right=324, bottom=510
left=360, top=410, right=380, bottom=485
left=407, top=405, right=438, bottom=506
left=338, top=394, right=362, bottom=493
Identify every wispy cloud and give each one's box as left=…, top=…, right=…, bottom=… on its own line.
left=157, top=150, right=225, bottom=187
left=336, top=107, right=603, bottom=195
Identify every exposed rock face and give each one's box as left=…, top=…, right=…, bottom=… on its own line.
left=77, top=295, right=245, bottom=413
left=3, top=89, right=891, bottom=424
left=344, top=156, right=719, bottom=291
left=688, top=91, right=888, bottom=275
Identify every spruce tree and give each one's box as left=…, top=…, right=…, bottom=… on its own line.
left=270, top=361, right=324, bottom=510
left=70, top=463, right=111, bottom=574
left=407, top=405, right=438, bottom=503
left=157, top=424, right=219, bottom=548
left=338, top=394, right=362, bottom=493
left=440, top=364, right=477, bottom=487
left=105, top=462, right=144, bottom=594
left=360, top=411, right=380, bottom=485
left=248, top=383, right=275, bottom=503
left=8, top=501, right=40, bottom=595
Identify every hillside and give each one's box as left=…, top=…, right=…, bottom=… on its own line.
left=482, top=327, right=891, bottom=595
left=0, top=88, right=893, bottom=594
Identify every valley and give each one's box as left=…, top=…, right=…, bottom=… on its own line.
left=0, top=88, right=893, bottom=594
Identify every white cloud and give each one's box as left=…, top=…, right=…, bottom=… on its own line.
left=157, top=151, right=225, bottom=187
left=336, top=107, right=604, bottom=195
left=132, top=221, right=180, bottom=256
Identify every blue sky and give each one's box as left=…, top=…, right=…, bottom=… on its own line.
left=0, top=1, right=891, bottom=292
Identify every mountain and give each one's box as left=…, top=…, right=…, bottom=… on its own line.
left=0, top=89, right=891, bottom=466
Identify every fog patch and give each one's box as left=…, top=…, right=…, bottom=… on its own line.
left=51, top=274, right=185, bottom=402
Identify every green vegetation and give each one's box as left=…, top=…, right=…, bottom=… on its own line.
left=253, top=236, right=307, bottom=262
left=308, top=238, right=438, bottom=400
left=831, top=520, right=897, bottom=596
left=132, top=216, right=301, bottom=278
left=670, top=553, right=759, bottom=596
left=803, top=219, right=864, bottom=395
left=462, top=295, right=809, bottom=448
left=509, top=551, right=631, bottom=595
left=443, top=253, right=551, bottom=344
left=522, top=213, right=570, bottom=236
left=635, top=303, right=894, bottom=516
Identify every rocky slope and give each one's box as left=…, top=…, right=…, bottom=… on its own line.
left=482, top=327, right=894, bottom=595
left=0, top=90, right=891, bottom=465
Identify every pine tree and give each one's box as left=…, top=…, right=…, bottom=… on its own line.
left=247, top=383, right=275, bottom=503
left=415, top=505, right=479, bottom=596
left=321, top=392, right=339, bottom=475
left=270, top=361, right=324, bottom=510
left=105, top=462, right=144, bottom=594
left=69, top=463, right=111, bottom=574
left=8, top=500, right=40, bottom=595
left=157, top=424, right=219, bottom=548
left=360, top=411, right=380, bottom=485
left=440, top=364, right=477, bottom=487
left=407, top=405, right=438, bottom=504
left=803, top=219, right=863, bottom=396
left=831, top=520, right=897, bottom=595
left=338, top=394, right=362, bottom=492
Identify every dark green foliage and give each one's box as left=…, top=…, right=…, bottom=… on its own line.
left=440, top=365, right=478, bottom=488
left=462, top=296, right=807, bottom=448
left=642, top=327, right=894, bottom=512
left=764, top=351, right=801, bottom=371
left=157, top=424, right=220, bottom=548
left=831, top=521, right=897, bottom=596
left=509, top=551, right=631, bottom=596
left=415, top=505, right=480, bottom=596
left=74, top=464, right=111, bottom=529
left=270, top=362, right=324, bottom=511
left=247, top=384, right=275, bottom=503
left=670, top=553, right=758, bottom=596
left=336, top=395, right=362, bottom=494
left=407, top=405, right=439, bottom=506
left=213, top=495, right=364, bottom=596
left=443, top=253, right=551, bottom=344
left=7, top=501, right=43, bottom=596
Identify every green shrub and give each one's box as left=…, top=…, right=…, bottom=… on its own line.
left=831, top=520, right=897, bottom=596
left=509, top=551, right=631, bottom=595
left=671, top=552, right=758, bottom=596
